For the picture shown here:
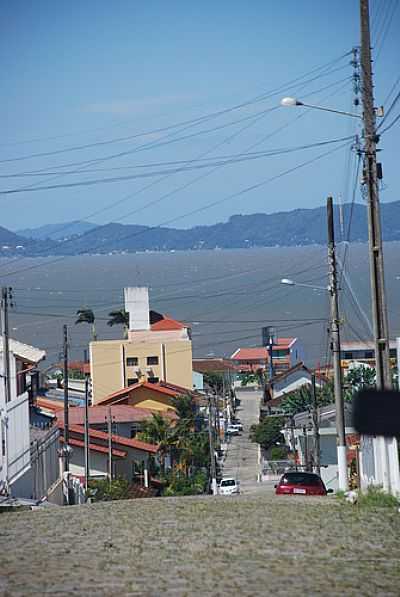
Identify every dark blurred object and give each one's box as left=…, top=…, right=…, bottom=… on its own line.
left=353, top=390, right=400, bottom=436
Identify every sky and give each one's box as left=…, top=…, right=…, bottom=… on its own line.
left=1, top=0, right=399, bottom=232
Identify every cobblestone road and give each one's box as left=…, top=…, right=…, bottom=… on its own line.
left=223, top=388, right=262, bottom=492
left=1, top=492, right=399, bottom=596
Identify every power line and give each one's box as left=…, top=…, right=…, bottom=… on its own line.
left=0, top=135, right=354, bottom=196
left=0, top=51, right=352, bottom=161
left=0, top=140, right=352, bottom=280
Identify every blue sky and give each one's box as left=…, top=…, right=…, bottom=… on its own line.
left=1, top=0, right=399, bottom=231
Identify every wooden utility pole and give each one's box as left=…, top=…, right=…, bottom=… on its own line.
left=360, top=0, right=392, bottom=391
left=1, top=288, right=11, bottom=406
left=208, top=394, right=218, bottom=495
left=84, top=375, right=90, bottom=492
left=311, top=373, right=321, bottom=475
left=327, top=196, right=348, bottom=491
left=63, top=325, right=70, bottom=473
left=108, top=406, right=113, bottom=485
left=359, top=0, right=399, bottom=494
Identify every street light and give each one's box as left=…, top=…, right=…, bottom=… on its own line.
left=281, top=234, right=348, bottom=493
left=280, top=96, right=362, bottom=119
left=281, top=278, right=328, bottom=292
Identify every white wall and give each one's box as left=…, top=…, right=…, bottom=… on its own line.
left=0, top=351, right=31, bottom=490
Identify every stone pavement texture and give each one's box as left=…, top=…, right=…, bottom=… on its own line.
left=223, top=389, right=261, bottom=492
left=1, top=493, right=399, bottom=596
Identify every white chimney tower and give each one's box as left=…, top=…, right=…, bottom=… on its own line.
left=124, top=287, right=150, bottom=331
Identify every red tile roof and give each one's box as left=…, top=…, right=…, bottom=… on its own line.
left=60, top=436, right=127, bottom=458
left=36, top=397, right=73, bottom=413
left=231, top=339, right=296, bottom=361
left=150, top=316, right=187, bottom=331
left=192, top=358, right=237, bottom=373
left=58, top=422, right=159, bottom=454
left=98, top=380, right=194, bottom=405
left=55, top=404, right=177, bottom=426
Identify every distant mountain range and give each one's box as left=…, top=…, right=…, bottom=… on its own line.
left=2, top=201, right=399, bottom=256
left=17, top=221, right=97, bottom=241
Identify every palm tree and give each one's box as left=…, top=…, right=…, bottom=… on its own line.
left=138, top=413, right=175, bottom=475
left=107, top=308, right=129, bottom=338
left=75, top=307, right=97, bottom=341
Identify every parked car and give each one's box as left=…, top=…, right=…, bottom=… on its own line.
left=226, top=425, right=240, bottom=436
left=275, top=472, right=333, bottom=496
left=229, top=422, right=243, bottom=432
left=218, top=477, right=240, bottom=496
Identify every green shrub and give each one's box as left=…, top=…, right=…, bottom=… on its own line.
left=88, top=478, right=130, bottom=502
left=163, top=471, right=208, bottom=496
left=357, top=485, right=399, bottom=509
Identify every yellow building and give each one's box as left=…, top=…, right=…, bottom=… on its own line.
left=90, top=287, right=193, bottom=404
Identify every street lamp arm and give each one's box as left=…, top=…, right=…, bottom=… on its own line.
left=280, top=278, right=328, bottom=292
left=280, top=97, right=361, bottom=119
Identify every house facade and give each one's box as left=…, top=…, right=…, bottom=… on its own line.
left=0, top=339, right=46, bottom=496
left=340, top=340, right=398, bottom=371
left=90, top=287, right=193, bottom=404
left=231, top=338, right=303, bottom=376
left=57, top=422, right=159, bottom=486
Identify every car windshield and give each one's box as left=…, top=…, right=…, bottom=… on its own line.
left=281, top=473, right=321, bottom=486
left=221, top=479, right=236, bottom=487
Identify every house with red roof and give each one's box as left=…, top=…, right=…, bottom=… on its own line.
left=230, top=337, right=303, bottom=376
left=55, top=402, right=177, bottom=438
left=97, top=379, right=197, bottom=414
left=57, top=420, right=159, bottom=485
left=90, top=287, right=193, bottom=404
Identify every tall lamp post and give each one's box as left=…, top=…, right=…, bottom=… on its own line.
left=281, top=197, right=348, bottom=491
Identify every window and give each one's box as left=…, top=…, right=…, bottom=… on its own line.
left=127, top=378, right=139, bottom=386
left=281, top=473, right=321, bottom=486
left=147, top=356, right=159, bottom=366
left=344, top=352, right=353, bottom=359
left=147, top=376, right=159, bottom=384
left=126, top=357, right=138, bottom=367
left=364, top=350, right=374, bottom=359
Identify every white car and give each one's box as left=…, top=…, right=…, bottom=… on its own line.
left=226, top=425, right=240, bottom=435
left=229, top=423, right=243, bottom=432
left=218, top=478, right=240, bottom=496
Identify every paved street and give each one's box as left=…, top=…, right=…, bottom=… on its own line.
left=1, top=493, right=399, bottom=596
left=222, top=388, right=266, bottom=493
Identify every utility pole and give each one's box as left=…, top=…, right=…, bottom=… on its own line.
left=108, top=406, right=113, bottom=485
left=327, top=196, right=348, bottom=491
left=84, top=375, right=90, bottom=492
left=359, top=0, right=399, bottom=494
left=311, top=373, right=321, bottom=476
left=303, top=426, right=309, bottom=471
left=1, top=287, right=12, bottom=496
left=360, top=0, right=391, bottom=390
left=1, top=288, right=12, bottom=406
left=208, top=394, right=218, bottom=495
left=62, top=324, right=72, bottom=505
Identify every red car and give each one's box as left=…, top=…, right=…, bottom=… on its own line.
left=275, top=472, right=333, bottom=496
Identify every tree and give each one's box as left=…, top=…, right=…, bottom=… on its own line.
left=138, top=413, right=174, bottom=475
left=107, top=308, right=129, bottom=338
left=75, top=307, right=97, bottom=341
left=203, top=372, right=224, bottom=394
left=344, top=365, right=376, bottom=402
left=280, top=381, right=334, bottom=416
left=249, top=416, right=286, bottom=451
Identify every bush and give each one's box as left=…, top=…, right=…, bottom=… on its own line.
left=249, top=416, right=285, bottom=451
left=163, top=471, right=208, bottom=496
left=269, top=446, right=288, bottom=460
left=88, top=478, right=130, bottom=502
left=357, top=486, right=399, bottom=509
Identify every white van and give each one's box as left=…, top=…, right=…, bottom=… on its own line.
left=218, top=478, right=240, bottom=496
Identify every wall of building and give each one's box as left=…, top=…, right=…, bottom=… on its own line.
left=11, top=427, right=60, bottom=500
left=90, top=338, right=192, bottom=403
left=0, top=351, right=31, bottom=490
